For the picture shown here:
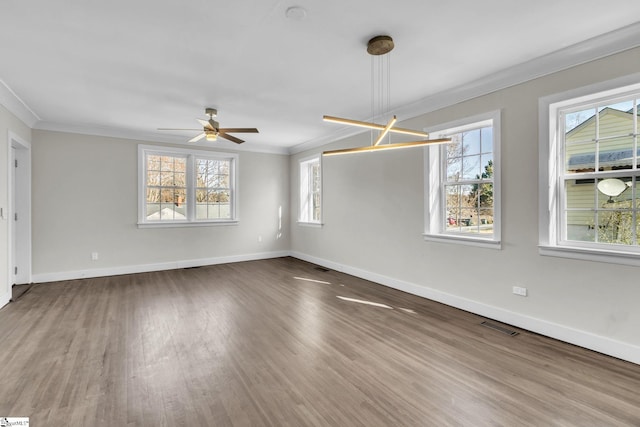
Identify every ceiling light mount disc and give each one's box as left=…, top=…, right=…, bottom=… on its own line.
left=205, top=108, right=217, bottom=117
left=367, top=35, right=394, bottom=55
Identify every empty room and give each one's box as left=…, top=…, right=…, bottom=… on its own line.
left=1, top=1, right=640, bottom=426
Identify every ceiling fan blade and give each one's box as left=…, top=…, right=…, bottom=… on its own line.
left=197, top=119, right=215, bottom=131
left=218, top=132, right=244, bottom=144
left=218, top=128, right=259, bottom=133
left=158, top=128, right=201, bottom=131
left=189, top=133, right=206, bottom=143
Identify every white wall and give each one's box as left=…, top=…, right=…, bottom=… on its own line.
left=290, top=47, right=640, bottom=364
left=0, top=105, right=31, bottom=306
left=31, top=130, right=290, bottom=281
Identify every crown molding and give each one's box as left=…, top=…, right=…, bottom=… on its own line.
left=0, top=78, right=40, bottom=127
left=33, top=121, right=290, bottom=155
left=289, top=21, right=640, bottom=155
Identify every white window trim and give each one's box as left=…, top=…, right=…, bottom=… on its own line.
left=297, top=153, right=323, bottom=226
left=138, top=145, right=239, bottom=228
left=424, top=110, right=501, bottom=249
left=539, top=73, right=640, bottom=265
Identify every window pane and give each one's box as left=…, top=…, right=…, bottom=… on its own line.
left=565, top=141, right=596, bottom=173
left=479, top=184, right=493, bottom=209
left=597, top=210, right=633, bottom=245
left=458, top=208, right=476, bottom=232
left=445, top=210, right=460, bottom=231
left=462, top=155, right=481, bottom=180
left=480, top=127, right=493, bottom=153
left=565, top=108, right=595, bottom=136
left=598, top=101, right=634, bottom=139
left=480, top=155, right=493, bottom=179
left=462, top=130, right=480, bottom=155
left=566, top=213, right=595, bottom=242
left=147, top=171, right=160, bottom=186
left=446, top=157, right=462, bottom=181
left=479, top=208, right=493, bottom=233
left=445, top=184, right=461, bottom=210
left=160, top=171, right=172, bottom=186
left=173, top=172, right=186, bottom=186
left=566, top=180, right=595, bottom=209
left=147, top=155, right=161, bottom=171
left=174, top=188, right=186, bottom=207
left=598, top=136, right=634, bottom=171
left=447, top=135, right=463, bottom=157
left=160, top=188, right=174, bottom=203
left=146, top=203, right=160, bottom=219
left=160, top=156, right=174, bottom=171
left=597, top=177, right=632, bottom=206
left=146, top=188, right=160, bottom=203
left=565, top=180, right=595, bottom=242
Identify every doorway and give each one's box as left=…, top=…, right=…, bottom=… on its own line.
left=9, top=132, right=31, bottom=288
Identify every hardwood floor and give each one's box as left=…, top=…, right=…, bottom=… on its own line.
left=0, top=257, right=638, bottom=426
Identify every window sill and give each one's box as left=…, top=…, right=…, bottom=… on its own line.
left=138, top=220, right=239, bottom=229
left=297, top=221, right=323, bottom=228
left=423, top=233, right=501, bottom=249
left=539, top=244, right=640, bottom=267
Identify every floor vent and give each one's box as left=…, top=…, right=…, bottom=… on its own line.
left=314, top=266, right=331, bottom=272
left=480, top=321, right=519, bottom=336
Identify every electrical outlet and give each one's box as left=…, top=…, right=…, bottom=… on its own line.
left=91, top=252, right=99, bottom=261
left=512, top=286, right=528, bottom=297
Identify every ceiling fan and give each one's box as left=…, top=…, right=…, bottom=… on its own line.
left=158, top=108, right=259, bottom=144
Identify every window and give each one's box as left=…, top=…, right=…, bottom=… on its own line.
left=424, top=111, right=501, bottom=248
left=540, top=77, right=640, bottom=263
left=298, top=155, right=322, bottom=224
left=138, top=145, right=238, bottom=226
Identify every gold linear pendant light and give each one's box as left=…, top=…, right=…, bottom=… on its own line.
left=323, top=35, right=451, bottom=156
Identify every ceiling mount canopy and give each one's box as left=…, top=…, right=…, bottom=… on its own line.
left=366, top=35, right=394, bottom=55
left=323, top=35, right=451, bottom=156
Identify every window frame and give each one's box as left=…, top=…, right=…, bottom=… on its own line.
left=424, top=110, right=501, bottom=249
left=539, top=74, right=640, bottom=265
left=298, top=154, right=323, bottom=226
left=138, top=145, right=239, bottom=228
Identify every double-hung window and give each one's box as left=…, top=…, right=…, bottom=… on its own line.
left=424, top=111, right=501, bottom=248
left=298, top=154, right=322, bottom=225
left=138, top=145, right=238, bottom=226
left=540, top=77, right=640, bottom=263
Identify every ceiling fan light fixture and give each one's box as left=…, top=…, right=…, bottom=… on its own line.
left=205, top=132, right=218, bottom=141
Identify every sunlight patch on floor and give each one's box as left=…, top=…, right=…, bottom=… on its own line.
left=336, top=296, right=393, bottom=309
left=293, top=276, right=332, bottom=285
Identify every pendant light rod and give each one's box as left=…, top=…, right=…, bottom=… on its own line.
left=373, top=116, right=397, bottom=146
left=323, top=138, right=452, bottom=157
left=322, top=115, right=428, bottom=137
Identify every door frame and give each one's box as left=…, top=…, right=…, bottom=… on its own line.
left=8, top=131, right=31, bottom=291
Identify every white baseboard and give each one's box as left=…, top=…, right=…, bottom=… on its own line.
left=290, top=251, right=640, bottom=366
left=31, top=251, right=290, bottom=284
left=0, top=292, right=10, bottom=310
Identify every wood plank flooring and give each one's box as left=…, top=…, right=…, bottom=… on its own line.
left=0, top=257, right=639, bottom=426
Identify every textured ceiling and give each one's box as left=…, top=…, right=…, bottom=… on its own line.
left=1, top=0, right=639, bottom=153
